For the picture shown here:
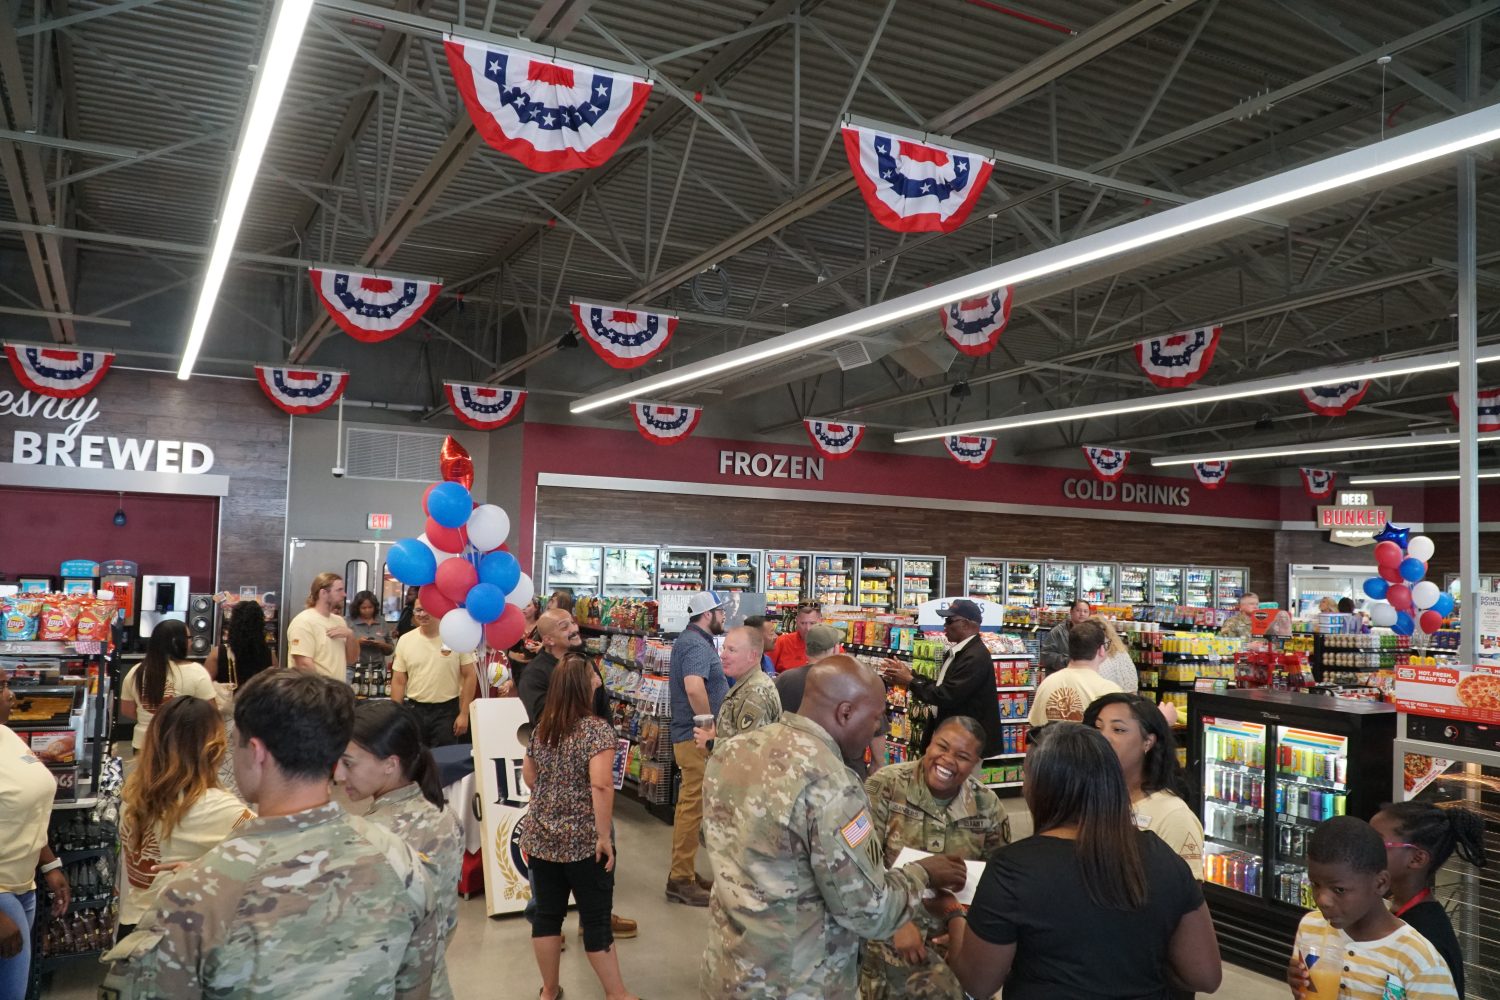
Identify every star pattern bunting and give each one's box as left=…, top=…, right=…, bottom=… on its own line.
left=631, top=401, right=701, bottom=445
left=309, top=267, right=442, bottom=343
left=1299, top=468, right=1336, bottom=499
left=1082, top=446, right=1130, bottom=482
left=944, top=435, right=995, bottom=469
left=1448, top=387, right=1500, bottom=432
left=804, top=419, right=866, bottom=460
left=939, top=288, right=1012, bottom=357
left=444, top=381, right=527, bottom=430
left=4, top=343, right=114, bottom=398
left=841, top=123, right=993, bottom=233
left=570, top=302, right=678, bottom=369
left=255, top=365, right=349, bottom=415
left=1301, top=380, right=1369, bottom=417
left=445, top=35, right=652, bottom=172
left=1193, top=461, right=1231, bottom=489
left=1135, top=325, right=1222, bottom=388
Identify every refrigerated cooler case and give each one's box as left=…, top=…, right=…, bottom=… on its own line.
left=1151, top=565, right=1183, bottom=606
left=659, top=548, right=709, bottom=594
left=1184, top=567, right=1214, bottom=608
left=1080, top=563, right=1115, bottom=605
left=763, top=552, right=811, bottom=612
left=1042, top=562, right=1078, bottom=608
left=603, top=547, right=657, bottom=598
left=1191, top=689, right=1396, bottom=978
left=900, top=557, right=941, bottom=608
left=711, top=550, right=760, bottom=595
left=1287, top=564, right=1367, bottom=617
left=543, top=543, right=602, bottom=596
left=965, top=558, right=1004, bottom=600
left=1119, top=564, right=1149, bottom=605
left=857, top=555, right=900, bottom=613
left=1006, top=561, right=1040, bottom=605
left=1217, top=569, right=1248, bottom=610
left=814, top=554, right=857, bottom=608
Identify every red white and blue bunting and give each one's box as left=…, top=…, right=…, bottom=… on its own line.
left=1193, top=461, right=1231, bottom=490
left=1134, top=325, right=1221, bottom=388
left=309, top=268, right=442, bottom=343
left=841, top=123, right=993, bottom=234
left=1301, top=380, right=1369, bottom=417
left=631, top=401, right=701, bottom=445
left=444, top=36, right=652, bottom=172
left=1300, top=468, right=1336, bottom=500
left=254, top=365, right=349, bottom=415
left=1448, top=388, right=1500, bottom=432
left=943, top=435, right=995, bottom=469
left=805, top=419, right=865, bottom=460
left=939, top=288, right=1012, bottom=357
left=4, top=343, right=113, bottom=398
left=1082, top=446, right=1130, bottom=482
left=444, top=381, right=527, bottom=431
left=570, top=302, right=677, bottom=369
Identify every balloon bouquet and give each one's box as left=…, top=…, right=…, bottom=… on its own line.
left=1360, top=524, right=1455, bottom=638
left=383, top=438, right=534, bottom=655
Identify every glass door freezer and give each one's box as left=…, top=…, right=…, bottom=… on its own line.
left=813, top=553, right=858, bottom=608
left=542, top=543, right=602, bottom=598
left=602, top=546, right=658, bottom=598
left=1119, top=564, right=1150, bottom=605
left=1006, top=561, right=1040, bottom=606
left=1151, top=566, right=1183, bottom=606
left=710, top=549, right=761, bottom=596
left=1042, top=562, right=1079, bottom=608
left=763, top=552, right=811, bottom=613
left=857, top=555, right=900, bottom=614
left=659, top=548, right=710, bottom=594
left=1079, top=563, right=1116, bottom=605
left=1184, top=567, right=1215, bottom=608
left=899, top=557, right=941, bottom=608
left=965, top=558, right=1004, bottom=600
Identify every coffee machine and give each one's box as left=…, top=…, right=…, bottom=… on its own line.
left=139, top=575, right=190, bottom=637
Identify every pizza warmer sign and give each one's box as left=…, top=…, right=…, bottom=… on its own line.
left=1394, top=664, right=1500, bottom=724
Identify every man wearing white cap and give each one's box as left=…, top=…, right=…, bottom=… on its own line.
left=666, top=591, right=728, bottom=906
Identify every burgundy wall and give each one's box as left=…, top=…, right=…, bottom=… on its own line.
left=0, top=487, right=218, bottom=593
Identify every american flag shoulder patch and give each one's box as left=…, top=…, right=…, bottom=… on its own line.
left=840, top=810, right=873, bottom=850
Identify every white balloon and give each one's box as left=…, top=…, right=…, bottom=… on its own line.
left=439, top=607, right=483, bottom=654
left=1369, top=602, right=1397, bottom=627
left=1406, top=535, right=1436, bottom=562
left=506, top=572, right=535, bottom=608
left=417, top=533, right=446, bottom=564
left=467, top=504, right=511, bottom=552
left=1412, top=581, right=1441, bottom=610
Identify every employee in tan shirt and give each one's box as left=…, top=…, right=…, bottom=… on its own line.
left=1029, top=619, right=1121, bottom=730
left=286, top=572, right=359, bottom=683
left=390, top=598, right=478, bottom=747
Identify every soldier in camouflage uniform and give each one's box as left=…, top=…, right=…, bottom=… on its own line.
left=695, top=626, right=782, bottom=752
left=859, top=716, right=1011, bottom=1000
left=701, top=656, right=967, bottom=999
left=102, top=670, right=439, bottom=1000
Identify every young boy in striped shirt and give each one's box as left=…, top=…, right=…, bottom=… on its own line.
left=1287, top=816, right=1457, bottom=999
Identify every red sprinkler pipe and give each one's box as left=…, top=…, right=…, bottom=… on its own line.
left=965, top=0, right=1076, bottom=35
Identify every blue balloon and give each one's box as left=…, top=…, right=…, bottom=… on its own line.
left=465, top=582, right=506, bottom=624
left=387, top=537, right=437, bottom=586
left=1392, top=611, right=1415, bottom=636
left=1433, top=592, right=1456, bottom=617
left=1398, top=557, right=1426, bottom=583
left=427, top=481, right=473, bottom=529
left=479, top=550, right=521, bottom=595
left=1362, top=577, right=1389, bottom=600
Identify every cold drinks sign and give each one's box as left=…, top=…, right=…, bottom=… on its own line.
left=1, top=389, right=215, bottom=474
left=1315, top=491, right=1391, bottom=547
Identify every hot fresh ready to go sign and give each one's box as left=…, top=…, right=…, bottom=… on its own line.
left=2, top=389, right=216, bottom=474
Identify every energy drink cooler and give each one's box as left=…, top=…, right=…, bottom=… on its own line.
left=1189, top=689, right=1396, bottom=978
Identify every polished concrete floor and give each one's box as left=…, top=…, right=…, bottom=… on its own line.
left=47, top=794, right=1289, bottom=999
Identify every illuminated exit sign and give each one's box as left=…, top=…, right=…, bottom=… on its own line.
left=366, top=513, right=393, bottom=530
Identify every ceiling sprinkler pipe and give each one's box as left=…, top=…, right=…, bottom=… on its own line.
left=964, top=0, right=1075, bottom=35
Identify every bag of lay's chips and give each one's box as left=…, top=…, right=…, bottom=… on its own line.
left=38, top=600, right=78, bottom=642
left=2, top=597, right=40, bottom=641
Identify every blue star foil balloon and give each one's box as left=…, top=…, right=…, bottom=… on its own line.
left=1374, top=523, right=1411, bottom=550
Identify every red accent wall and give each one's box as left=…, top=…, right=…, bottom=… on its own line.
left=0, top=487, right=218, bottom=592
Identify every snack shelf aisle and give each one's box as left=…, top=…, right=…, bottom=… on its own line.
left=590, top=629, right=676, bottom=823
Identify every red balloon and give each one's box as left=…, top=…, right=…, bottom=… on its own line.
left=1373, top=541, right=1403, bottom=566
left=1378, top=562, right=1404, bottom=584
left=440, top=436, right=475, bottom=491
left=484, top=605, right=526, bottom=651
left=1419, top=610, right=1444, bottom=633
left=425, top=516, right=467, bottom=553
left=1387, top=584, right=1413, bottom=611
left=422, top=482, right=439, bottom=517
left=418, top=583, right=456, bottom=619
left=435, top=557, right=478, bottom=604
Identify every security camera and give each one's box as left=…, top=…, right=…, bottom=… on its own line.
left=331, top=466, right=346, bottom=478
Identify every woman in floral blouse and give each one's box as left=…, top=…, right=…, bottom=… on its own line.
left=521, top=653, right=637, bottom=1000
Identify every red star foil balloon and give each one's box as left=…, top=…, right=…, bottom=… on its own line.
left=440, top=435, right=475, bottom=490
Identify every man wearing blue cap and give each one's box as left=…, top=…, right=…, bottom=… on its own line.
left=880, top=599, right=1001, bottom=756
left=666, top=591, right=728, bottom=906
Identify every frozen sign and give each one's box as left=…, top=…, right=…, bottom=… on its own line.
left=718, top=450, right=824, bottom=481
left=1, top=389, right=215, bottom=474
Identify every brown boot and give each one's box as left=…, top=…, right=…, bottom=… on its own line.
left=611, top=913, right=638, bottom=938
left=664, top=878, right=710, bottom=907
left=695, top=875, right=713, bottom=892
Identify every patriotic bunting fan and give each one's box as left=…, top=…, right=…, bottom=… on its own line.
left=1135, top=325, right=1221, bottom=388
left=943, top=435, right=995, bottom=469
left=4, top=343, right=113, bottom=398
left=444, top=382, right=527, bottom=430
left=805, top=420, right=866, bottom=460
left=841, top=123, right=993, bottom=233
left=570, top=302, right=677, bottom=369
left=1300, top=468, right=1336, bottom=499
left=1448, top=388, right=1500, bottom=432
left=1301, top=381, right=1369, bottom=417
left=255, top=365, right=349, bottom=415
left=444, top=35, right=652, bottom=172
left=1082, top=446, right=1130, bottom=482
left=939, top=288, right=1012, bottom=357
left=631, top=402, right=701, bottom=445
left=1193, top=461, right=1231, bottom=490
left=309, top=268, right=442, bottom=343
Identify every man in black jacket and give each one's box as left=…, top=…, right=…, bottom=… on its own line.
left=879, top=599, right=1001, bottom=757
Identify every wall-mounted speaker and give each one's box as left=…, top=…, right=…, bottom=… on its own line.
left=188, top=593, right=214, bottom=658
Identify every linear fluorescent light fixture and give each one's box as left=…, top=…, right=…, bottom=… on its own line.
left=572, top=103, right=1500, bottom=415
left=1151, top=432, right=1500, bottom=467
left=1349, top=470, right=1500, bottom=484
left=177, top=0, right=314, bottom=379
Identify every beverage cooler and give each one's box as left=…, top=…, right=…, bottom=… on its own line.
left=965, top=558, right=1004, bottom=599
left=763, top=551, right=810, bottom=612
left=710, top=550, right=760, bottom=594
left=1216, top=569, right=1248, bottom=609
left=1006, top=561, right=1040, bottom=605
left=1042, top=562, right=1078, bottom=608
left=659, top=548, right=709, bottom=593
left=857, top=555, right=899, bottom=613
left=602, top=546, right=658, bottom=598
left=1080, top=563, right=1115, bottom=605
left=814, top=554, right=857, bottom=607
left=1190, top=690, right=1396, bottom=978
left=1184, top=567, right=1214, bottom=608
left=1119, top=564, right=1149, bottom=605
left=1287, top=564, right=1367, bottom=617
left=900, top=558, right=942, bottom=608
left=1151, top=565, right=1183, bottom=605
left=543, top=543, right=603, bottom=597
